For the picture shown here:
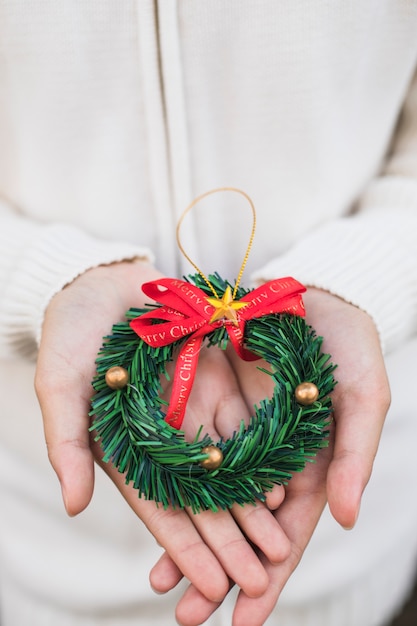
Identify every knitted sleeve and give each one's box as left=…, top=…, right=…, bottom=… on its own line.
left=252, top=68, right=417, bottom=354
left=0, top=206, right=153, bottom=359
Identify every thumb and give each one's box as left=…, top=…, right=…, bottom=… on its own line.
left=326, top=384, right=390, bottom=529
left=35, top=361, right=95, bottom=516
left=52, top=438, right=95, bottom=517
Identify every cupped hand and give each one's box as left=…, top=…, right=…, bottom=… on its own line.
left=161, top=287, right=390, bottom=626
left=34, top=261, right=290, bottom=608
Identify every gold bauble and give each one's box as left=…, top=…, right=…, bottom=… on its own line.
left=105, top=366, right=129, bottom=390
left=200, top=446, right=224, bottom=470
left=295, top=382, right=319, bottom=405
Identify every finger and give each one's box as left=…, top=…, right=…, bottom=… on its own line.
left=35, top=350, right=95, bottom=516
left=264, top=483, right=286, bottom=510
left=232, top=456, right=329, bottom=625
left=231, top=498, right=290, bottom=565
left=327, top=376, right=390, bottom=528
left=176, top=582, right=225, bottom=626
left=232, top=565, right=279, bottom=626
left=94, top=451, right=230, bottom=603
left=149, top=551, right=183, bottom=594
left=189, top=507, right=269, bottom=598
left=321, top=316, right=390, bottom=529
left=34, top=276, right=118, bottom=515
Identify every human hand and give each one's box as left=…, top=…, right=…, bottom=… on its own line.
left=34, top=261, right=290, bottom=606
left=153, top=287, right=390, bottom=625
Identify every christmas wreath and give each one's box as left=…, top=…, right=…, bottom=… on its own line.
left=90, top=270, right=336, bottom=513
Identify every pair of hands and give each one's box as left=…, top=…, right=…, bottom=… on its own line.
left=35, top=260, right=390, bottom=626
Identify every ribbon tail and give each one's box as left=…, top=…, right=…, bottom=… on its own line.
left=164, top=335, right=204, bottom=430
left=227, top=322, right=260, bottom=361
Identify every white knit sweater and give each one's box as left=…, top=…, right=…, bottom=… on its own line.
left=1, top=2, right=417, bottom=625
left=1, top=0, right=417, bottom=357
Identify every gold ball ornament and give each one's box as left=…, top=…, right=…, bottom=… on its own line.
left=105, top=366, right=129, bottom=390
left=295, top=382, right=319, bottom=406
left=200, top=446, right=224, bottom=470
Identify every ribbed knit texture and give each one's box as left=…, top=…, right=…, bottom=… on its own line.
left=252, top=203, right=417, bottom=354
left=0, top=203, right=152, bottom=357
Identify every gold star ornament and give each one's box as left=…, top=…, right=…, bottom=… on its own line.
left=207, top=286, right=249, bottom=325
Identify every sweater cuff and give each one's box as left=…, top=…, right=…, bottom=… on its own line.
left=1, top=219, right=153, bottom=358
left=252, top=200, right=417, bottom=354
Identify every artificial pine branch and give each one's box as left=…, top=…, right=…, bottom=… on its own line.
left=90, top=274, right=336, bottom=513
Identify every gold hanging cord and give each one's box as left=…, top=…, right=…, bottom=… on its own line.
left=176, top=187, right=257, bottom=299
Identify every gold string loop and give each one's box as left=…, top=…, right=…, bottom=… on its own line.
left=176, top=187, right=257, bottom=299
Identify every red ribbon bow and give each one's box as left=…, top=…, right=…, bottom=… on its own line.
left=130, top=277, right=306, bottom=429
